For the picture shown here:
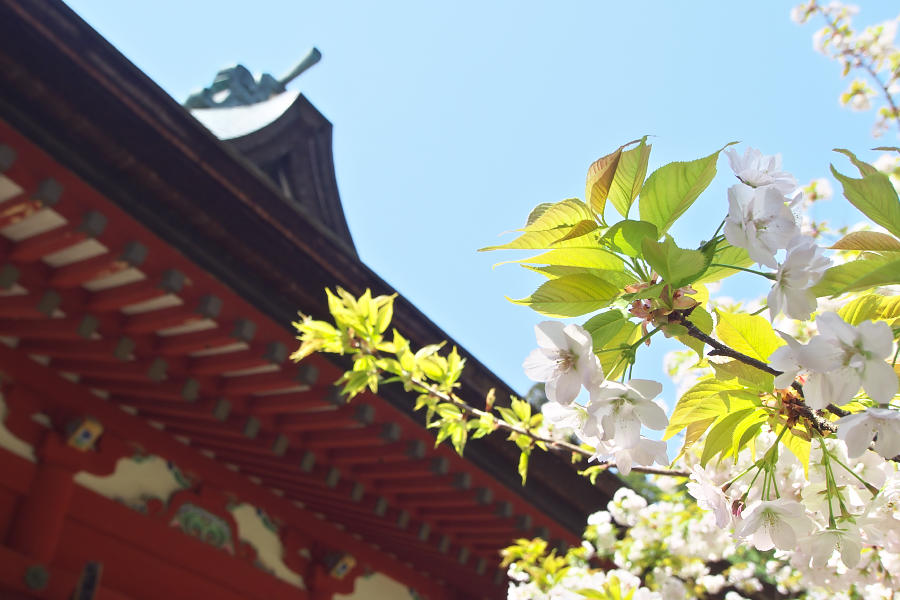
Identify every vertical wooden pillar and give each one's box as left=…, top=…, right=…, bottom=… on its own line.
left=6, top=433, right=79, bottom=563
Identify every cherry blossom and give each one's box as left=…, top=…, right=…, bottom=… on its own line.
left=586, top=379, right=667, bottom=449
left=836, top=407, right=900, bottom=459
left=724, top=184, right=799, bottom=268
left=687, top=464, right=732, bottom=528
left=605, top=437, right=668, bottom=476
left=803, top=312, right=898, bottom=408
left=767, top=235, right=831, bottom=320
left=523, top=321, right=601, bottom=405
left=802, top=526, right=863, bottom=569
left=725, top=147, right=799, bottom=195
left=736, top=498, right=812, bottom=551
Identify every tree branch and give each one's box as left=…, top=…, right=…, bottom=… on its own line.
left=668, top=311, right=838, bottom=435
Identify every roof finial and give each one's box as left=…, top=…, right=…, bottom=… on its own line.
left=184, top=47, right=322, bottom=110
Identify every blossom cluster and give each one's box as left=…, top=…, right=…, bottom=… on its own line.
left=723, top=146, right=831, bottom=321
left=792, top=1, right=900, bottom=136
left=523, top=321, right=669, bottom=475
left=519, top=144, right=900, bottom=596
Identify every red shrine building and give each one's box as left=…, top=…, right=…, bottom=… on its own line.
left=0, top=2, right=621, bottom=598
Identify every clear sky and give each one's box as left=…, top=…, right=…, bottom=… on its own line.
left=64, top=1, right=897, bottom=416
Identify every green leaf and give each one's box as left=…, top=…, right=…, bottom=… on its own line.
left=695, top=244, right=754, bottom=285
left=608, top=137, right=651, bottom=218
left=518, top=449, right=530, bottom=484
left=833, top=148, right=878, bottom=177
left=830, top=231, right=900, bottom=251
left=597, top=321, right=640, bottom=380
left=481, top=199, right=598, bottom=251
left=524, top=199, right=595, bottom=232
left=583, top=310, right=631, bottom=351
left=838, top=293, right=900, bottom=325
left=674, top=417, right=717, bottom=461
left=552, top=219, right=599, bottom=245
left=510, top=274, right=621, bottom=317
left=811, top=253, right=900, bottom=297
left=710, top=359, right=774, bottom=392
left=732, top=409, right=769, bottom=459
left=602, top=220, right=658, bottom=257
left=503, top=248, right=625, bottom=270
left=664, top=377, right=757, bottom=440
left=641, top=236, right=710, bottom=288
left=511, top=397, right=532, bottom=422
left=586, top=147, right=624, bottom=216
left=521, top=265, right=637, bottom=289
left=715, top=311, right=784, bottom=363
left=831, top=164, right=900, bottom=238
left=639, top=143, right=735, bottom=235
left=701, top=408, right=758, bottom=466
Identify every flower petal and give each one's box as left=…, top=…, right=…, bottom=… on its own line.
left=522, top=348, right=556, bottom=382
left=546, top=370, right=582, bottom=405
left=534, top=321, right=568, bottom=351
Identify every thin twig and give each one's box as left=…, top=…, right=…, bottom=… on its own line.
left=403, top=375, right=691, bottom=478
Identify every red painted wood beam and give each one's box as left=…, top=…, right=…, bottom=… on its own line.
left=277, top=403, right=372, bottom=434
left=188, top=340, right=285, bottom=375
left=155, top=319, right=255, bottom=356
left=49, top=358, right=166, bottom=383
left=47, top=241, right=146, bottom=288
left=123, top=293, right=222, bottom=335
left=0, top=315, right=98, bottom=340
left=18, top=338, right=136, bottom=362
left=7, top=209, right=106, bottom=263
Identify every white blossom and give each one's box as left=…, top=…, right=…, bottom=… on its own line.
left=803, top=313, right=898, bottom=408
left=523, top=321, right=601, bottom=405
left=736, top=498, right=812, bottom=551
left=609, top=437, right=669, bottom=476
left=768, top=235, right=831, bottom=320
left=725, top=147, right=798, bottom=195
left=686, top=464, right=731, bottom=528
left=802, top=526, right=863, bottom=569
left=586, top=379, right=667, bottom=449
left=837, top=408, right=900, bottom=459
left=724, top=184, right=799, bottom=268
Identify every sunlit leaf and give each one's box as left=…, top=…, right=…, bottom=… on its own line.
left=715, top=310, right=784, bottom=363
left=665, top=377, right=757, bottom=440
left=642, top=236, right=710, bottom=288
left=510, top=274, right=621, bottom=317
left=603, top=220, right=658, bottom=257
left=811, top=254, right=900, bottom=297
left=701, top=408, right=758, bottom=466
left=608, top=137, right=652, bottom=218
left=639, top=143, right=735, bottom=235
left=586, top=147, right=623, bottom=216
left=694, top=244, right=754, bottom=285
left=830, top=230, right=900, bottom=251
left=831, top=163, right=900, bottom=238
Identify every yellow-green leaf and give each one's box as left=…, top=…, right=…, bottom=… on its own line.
left=608, top=137, right=652, bottom=218
left=811, top=253, right=900, bottom=297
left=639, top=143, right=735, bottom=235
left=503, top=248, right=625, bottom=270
left=831, top=162, right=900, bottom=238
left=830, top=231, right=900, bottom=252
left=510, top=274, right=621, bottom=317
left=665, top=377, right=757, bottom=440
left=586, top=148, right=623, bottom=216
left=715, top=311, right=784, bottom=363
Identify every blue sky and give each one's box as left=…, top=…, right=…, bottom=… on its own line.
left=66, top=1, right=897, bottom=413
